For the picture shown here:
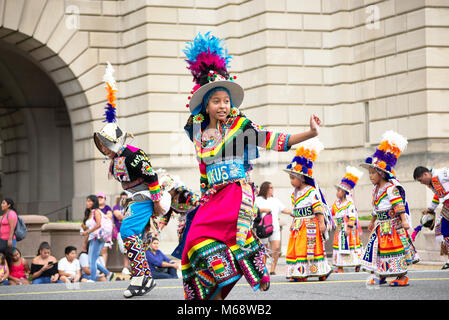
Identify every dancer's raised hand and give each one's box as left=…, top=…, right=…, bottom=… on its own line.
left=286, top=114, right=323, bottom=147
left=310, top=114, right=321, bottom=136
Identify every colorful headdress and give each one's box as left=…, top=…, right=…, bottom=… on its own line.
left=157, top=169, right=183, bottom=193
left=102, top=61, right=118, bottom=123
left=171, top=187, right=200, bottom=213
left=184, top=32, right=244, bottom=114
left=360, top=130, right=408, bottom=177
left=156, top=169, right=199, bottom=213
left=93, top=62, right=132, bottom=155
left=336, top=166, right=363, bottom=194
left=283, top=138, right=324, bottom=178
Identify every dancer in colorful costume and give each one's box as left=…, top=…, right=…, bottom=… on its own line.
left=283, top=138, right=332, bottom=281
left=360, top=131, right=419, bottom=286
left=137, top=171, right=179, bottom=251
left=332, top=166, right=363, bottom=273
left=93, top=62, right=164, bottom=298
left=178, top=32, right=322, bottom=300
left=413, top=166, right=449, bottom=269
left=158, top=173, right=200, bottom=242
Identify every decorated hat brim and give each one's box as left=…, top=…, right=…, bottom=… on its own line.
left=170, top=205, right=194, bottom=214
left=93, top=133, right=106, bottom=155
left=334, top=184, right=352, bottom=194
left=93, top=122, right=128, bottom=154
left=360, top=162, right=394, bottom=177
left=189, top=80, right=244, bottom=114
left=283, top=168, right=313, bottom=179
left=93, top=132, right=125, bottom=155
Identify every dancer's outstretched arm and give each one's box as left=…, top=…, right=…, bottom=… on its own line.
left=286, top=114, right=321, bottom=147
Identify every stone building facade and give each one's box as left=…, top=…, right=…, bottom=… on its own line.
left=0, top=0, right=448, bottom=260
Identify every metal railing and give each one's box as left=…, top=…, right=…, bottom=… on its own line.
left=42, top=205, right=72, bottom=222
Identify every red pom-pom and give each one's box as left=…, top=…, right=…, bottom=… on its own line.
left=186, top=104, right=189, bottom=108
left=233, top=76, right=237, bottom=79
left=188, top=96, right=191, bottom=100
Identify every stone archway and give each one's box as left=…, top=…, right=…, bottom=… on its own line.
left=0, top=0, right=100, bottom=220
left=0, top=0, right=126, bottom=221
left=0, top=36, right=75, bottom=220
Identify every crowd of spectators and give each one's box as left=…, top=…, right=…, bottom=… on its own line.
left=0, top=179, right=293, bottom=286
left=0, top=193, right=182, bottom=286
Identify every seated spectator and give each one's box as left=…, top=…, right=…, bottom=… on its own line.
left=6, top=247, right=30, bottom=285
left=145, top=238, right=179, bottom=279
left=79, top=250, right=114, bottom=282
left=142, top=216, right=160, bottom=252
left=0, top=252, right=9, bottom=285
left=58, top=246, right=81, bottom=283
left=31, top=242, right=61, bottom=284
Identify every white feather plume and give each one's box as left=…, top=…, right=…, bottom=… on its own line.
left=103, top=61, right=117, bottom=90
left=345, top=166, right=363, bottom=179
left=381, top=130, right=408, bottom=152
left=299, top=137, right=324, bottom=154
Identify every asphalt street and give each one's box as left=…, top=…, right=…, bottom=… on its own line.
left=1, top=269, right=448, bottom=301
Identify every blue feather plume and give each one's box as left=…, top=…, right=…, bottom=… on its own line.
left=183, top=31, right=231, bottom=66
left=103, top=104, right=116, bottom=123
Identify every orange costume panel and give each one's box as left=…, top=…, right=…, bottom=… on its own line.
left=286, top=186, right=332, bottom=279
left=287, top=216, right=325, bottom=262
left=331, top=200, right=362, bottom=267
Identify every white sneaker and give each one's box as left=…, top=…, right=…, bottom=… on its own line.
left=121, top=267, right=130, bottom=275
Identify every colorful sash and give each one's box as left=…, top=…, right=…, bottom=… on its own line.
left=306, top=218, right=317, bottom=259
left=236, top=181, right=255, bottom=250
left=338, top=229, right=350, bottom=254
left=362, top=228, right=378, bottom=269
left=432, top=176, right=447, bottom=198
left=292, top=187, right=314, bottom=207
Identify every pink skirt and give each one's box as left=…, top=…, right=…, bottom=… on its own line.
left=181, top=182, right=267, bottom=300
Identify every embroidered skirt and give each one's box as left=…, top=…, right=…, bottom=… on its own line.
left=332, top=222, right=362, bottom=267
left=180, top=182, right=267, bottom=300
left=286, top=216, right=332, bottom=278
left=361, top=215, right=419, bottom=277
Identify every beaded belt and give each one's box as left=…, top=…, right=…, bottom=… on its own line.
left=335, top=217, right=344, bottom=226
left=206, top=159, right=246, bottom=187
left=292, top=206, right=314, bottom=218
left=375, top=209, right=396, bottom=221
left=375, top=210, right=402, bottom=236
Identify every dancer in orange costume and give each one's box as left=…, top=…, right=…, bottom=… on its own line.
left=284, top=138, right=332, bottom=282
